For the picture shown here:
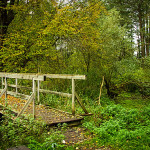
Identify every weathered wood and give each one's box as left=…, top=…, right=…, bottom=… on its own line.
left=39, top=89, right=72, bottom=98
left=0, top=89, right=29, bottom=98
left=2, top=77, right=4, bottom=89
left=15, top=78, right=18, bottom=94
left=45, top=74, right=86, bottom=80
left=37, top=80, right=40, bottom=103
left=0, top=72, right=87, bottom=117
left=0, top=90, right=30, bottom=99
left=75, top=92, right=88, bottom=114
left=0, top=73, right=86, bottom=87
left=80, top=113, right=93, bottom=116
left=0, top=86, right=7, bottom=98
left=72, top=79, right=75, bottom=115
left=32, top=79, right=36, bottom=118
left=2, top=83, right=32, bottom=90
left=17, top=93, right=34, bottom=117
left=99, top=76, right=104, bottom=105
left=5, top=77, right=7, bottom=106
left=0, top=72, right=86, bottom=80
left=0, top=73, right=46, bottom=81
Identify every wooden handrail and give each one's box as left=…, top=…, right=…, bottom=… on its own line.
left=0, top=72, right=46, bottom=81
left=45, top=74, right=86, bottom=80
left=0, top=72, right=87, bottom=117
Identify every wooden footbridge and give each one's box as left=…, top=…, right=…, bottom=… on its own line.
left=0, top=72, right=90, bottom=125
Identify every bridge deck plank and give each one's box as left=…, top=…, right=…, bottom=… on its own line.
left=0, top=95, right=83, bottom=125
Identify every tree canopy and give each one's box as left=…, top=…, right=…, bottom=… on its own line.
left=0, top=0, right=150, bottom=98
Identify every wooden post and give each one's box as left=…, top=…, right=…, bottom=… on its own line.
left=72, top=78, right=75, bottom=115
left=32, top=78, right=36, bottom=119
left=2, top=77, right=3, bottom=89
left=15, top=78, right=18, bottom=95
left=75, top=92, right=88, bottom=114
left=37, top=80, right=40, bottom=104
left=99, top=76, right=104, bottom=105
left=5, top=76, right=7, bottom=106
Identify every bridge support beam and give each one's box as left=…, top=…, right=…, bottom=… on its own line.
left=0, top=77, right=7, bottom=106
left=5, top=77, right=7, bottom=106
left=32, top=79, right=36, bottom=118
left=72, top=79, right=75, bottom=116
left=17, top=93, right=34, bottom=118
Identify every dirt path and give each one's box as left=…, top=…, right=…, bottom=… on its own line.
left=63, top=127, right=111, bottom=150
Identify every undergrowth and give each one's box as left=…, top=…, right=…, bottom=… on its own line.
left=1, top=92, right=150, bottom=150
left=36, top=92, right=150, bottom=149
left=0, top=115, right=68, bottom=150
left=83, top=104, right=150, bottom=150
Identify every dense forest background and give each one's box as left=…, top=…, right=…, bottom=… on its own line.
left=0, top=0, right=150, bottom=99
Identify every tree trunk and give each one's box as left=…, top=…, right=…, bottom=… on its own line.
left=0, top=0, right=7, bottom=48
left=0, top=0, right=15, bottom=49
left=82, top=50, right=91, bottom=73
left=86, top=53, right=90, bottom=73
left=149, top=15, right=150, bottom=54
left=145, top=4, right=149, bottom=56
left=146, top=16, right=149, bottom=56
left=104, top=78, right=118, bottom=99
left=138, top=2, right=145, bottom=57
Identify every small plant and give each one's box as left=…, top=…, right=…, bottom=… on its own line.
left=27, top=129, right=65, bottom=150
left=0, top=115, right=47, bottom=150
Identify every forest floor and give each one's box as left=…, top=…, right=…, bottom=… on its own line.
left=63, top=126, right=111, bottom=150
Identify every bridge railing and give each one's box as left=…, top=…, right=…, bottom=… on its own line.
left=0, top=73, right=46, bottom=118
left=0, top=73, right=88, bottom=118
left=43, top=74, right=86, bottom=115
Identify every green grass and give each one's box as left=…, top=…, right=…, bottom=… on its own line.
left=115, top=92, right=150, bottom=110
